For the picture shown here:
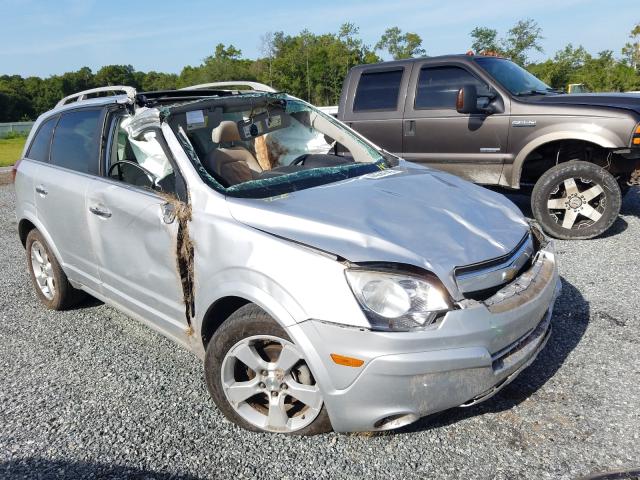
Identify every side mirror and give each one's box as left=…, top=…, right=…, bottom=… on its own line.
left=456, top=85, right=480, bottom=114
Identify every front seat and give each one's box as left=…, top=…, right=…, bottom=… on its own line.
left=203, top=121, right=262, bottom=186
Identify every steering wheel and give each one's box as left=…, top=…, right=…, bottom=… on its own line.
left=108, top=161, right=159, bottom=189
left=291, top=154, right=310, bottom=166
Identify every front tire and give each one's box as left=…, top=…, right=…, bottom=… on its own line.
left=531, top=161, right=621, bottom=240
left=204, top=304, right=332, bottom=435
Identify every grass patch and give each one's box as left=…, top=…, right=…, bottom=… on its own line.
left=0, top=137, right=26, bottom=167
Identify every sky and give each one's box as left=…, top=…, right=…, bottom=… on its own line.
left=0, top=0, right=638, bottom=77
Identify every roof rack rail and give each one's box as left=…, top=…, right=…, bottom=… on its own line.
left=135, top=89, right=237, bottom=106
left=181, top=81, right=277, bottom=93
left=56, top=86, right=137, bottom=108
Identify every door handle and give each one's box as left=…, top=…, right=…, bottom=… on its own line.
left=404, top=120, right=415, bottom=136
left=35, top=185, right=48, bottom=196
left=89, top=205, right=112, bottom=218
left=161, top=202, right=176, bottom=224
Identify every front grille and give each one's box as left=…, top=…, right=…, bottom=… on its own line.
left=455, top=232, right=536, bottom=300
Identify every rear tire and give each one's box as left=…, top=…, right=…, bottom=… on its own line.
left=204, top=304, right=332, bottom=435
left=531, top=161, right=621, bottom=240
left=26, top=229, right=84, bottom=310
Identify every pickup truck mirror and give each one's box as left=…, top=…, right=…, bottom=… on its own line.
left=456, top=85, right=480, bottom=114
left=456, top=85, right=503, bottom=115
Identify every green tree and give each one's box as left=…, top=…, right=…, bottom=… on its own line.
left=60, top=67, right=94, bottom=95
left=375, top=26, right=425, bottom=59
left=622, top=23, right=640, bottom=69
left=140, top=71, right=178, bottom=91
left=178, top=43, right=256, bottom=87
left=502, top=18, right=544, bottom=66
left=95, top=65, right=139, bottom=88
left=254, top=27, right=378, bottom=105
left=529, top=46, right=640, bottom=92
left=528, top=44, right=588, bottom=89
left=259, top=32, right=276, bottom=87
left=470, top=27, right=500, bottom=54
left=0, top=75, right=34, bottom=121
left=578, top=50, right=639, bottom=91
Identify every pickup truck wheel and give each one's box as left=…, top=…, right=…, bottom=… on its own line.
left=204, top=304, right=332, bottom=435
left=531, top=161, right=621, bottom=240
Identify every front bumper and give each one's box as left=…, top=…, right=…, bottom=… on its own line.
left=289, top=242, right=561, bottom=432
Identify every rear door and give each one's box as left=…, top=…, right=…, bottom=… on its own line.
left=402, top=61, right=510, bottom=184
left=34, top=108, right=103, bottom=290
left=86, top=112, right=188, bottom=341
left=339, top=65, right=412, bottom=156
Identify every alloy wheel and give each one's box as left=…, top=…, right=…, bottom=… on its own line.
left=220, top=335, right=323, bottom=433
left=547, top=177, right=605, bottom=230
left=30, top=240, right=55, bottom=300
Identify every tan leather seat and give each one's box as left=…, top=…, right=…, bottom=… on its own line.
left=204, top=121, right=262, bottom=186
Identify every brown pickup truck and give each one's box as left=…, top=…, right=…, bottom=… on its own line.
left=336, top=54, right=640, bottom=239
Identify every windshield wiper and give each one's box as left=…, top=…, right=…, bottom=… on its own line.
left=515, top=88, right=560, bottom=96
left=515, top=90, right=549, bottom=96
left=380, top=148, right=399, bottom=167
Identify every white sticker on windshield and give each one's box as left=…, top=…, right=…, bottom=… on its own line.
left=186, top=110, right=206, bottom=130
left=362, top=169, right=400, bottom=180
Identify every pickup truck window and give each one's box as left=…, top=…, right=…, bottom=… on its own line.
left=353, top=69, right=403, bottom=111
left=415, top=66, right=489, bottom=109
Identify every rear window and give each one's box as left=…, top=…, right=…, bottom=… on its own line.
left=353, top=69, right=403, bottom=112
left=50, top=109, right=101, bottom=174
left=415, top=66, right=487, bottom=109
left=27, top=116, right=57, bottom=162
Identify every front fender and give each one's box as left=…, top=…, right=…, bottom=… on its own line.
left=509, top=129, right=620, bottom=187
left=193, top=267, right=307, bottom=334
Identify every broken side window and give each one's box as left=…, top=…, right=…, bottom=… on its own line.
left=108, top=116, right=177, bottom=194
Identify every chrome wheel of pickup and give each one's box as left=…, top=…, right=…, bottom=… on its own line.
left=531, top=160, right=621, bottom=240
left=220, top=335, right=323, bottom=433
left=30, top=240, right=55, bottom=300
left=547, top=177, right=605, bottom=229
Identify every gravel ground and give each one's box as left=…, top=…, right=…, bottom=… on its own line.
left=1, top=183, right=639, bottom=480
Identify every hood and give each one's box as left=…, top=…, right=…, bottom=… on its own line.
left=226, top=164, right=529, bottom=298
left=530, top=93, right=640, bottom=115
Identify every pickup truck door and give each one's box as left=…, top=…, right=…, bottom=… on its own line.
left=402, top=61, right=510, bottom=184
left=339, top=64, right=412, bottom=156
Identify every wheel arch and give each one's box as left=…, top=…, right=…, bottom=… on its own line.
left=18, top=218, right=36, bottom=247
left=200, top=296, right=251, bottom=348
left=17, top=215, right=64, bottom=265
left=197, top=280, right=305, bottom=350
left=510, top=134, right=616, bottom=187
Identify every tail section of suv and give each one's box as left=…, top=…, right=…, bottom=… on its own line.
left=338, top=54, right=640, bottom=239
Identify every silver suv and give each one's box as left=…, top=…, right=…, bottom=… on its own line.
left=14, top=84, right=561, bottom=434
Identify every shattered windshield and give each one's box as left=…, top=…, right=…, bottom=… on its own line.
left=167, top=95, right=391, bottom=198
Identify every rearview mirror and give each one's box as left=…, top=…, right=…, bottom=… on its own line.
left=456, top=85, right=480, bottom=114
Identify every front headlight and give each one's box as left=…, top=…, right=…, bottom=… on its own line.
left=345, top=269, right=451, bottom=331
